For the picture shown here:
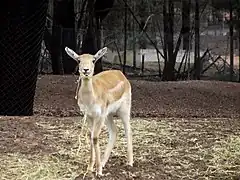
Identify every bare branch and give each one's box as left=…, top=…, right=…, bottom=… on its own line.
left=119, top=0, right=165, bottom=59
left=139, top=14, right=155, bottom=37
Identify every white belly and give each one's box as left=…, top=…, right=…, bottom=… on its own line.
left=78, top=102, right=102, bottom=117
left=78, top=93, right=127, bottom=118
left=106, top=98, right=123, bottom=115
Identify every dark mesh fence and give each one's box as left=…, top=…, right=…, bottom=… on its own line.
left=0, top=0, right=48, bottom=115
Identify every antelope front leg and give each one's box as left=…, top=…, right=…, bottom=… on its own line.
left=87, top=117, right=95, bottom=173
left=87, top=131, right=95, bottom=173
left=92, top=117, right=105, bottom=176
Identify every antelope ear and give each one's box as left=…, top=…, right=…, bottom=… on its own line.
left=93, top=47, right=107, bottom=62
left=65, top=47, right=80, bottom=61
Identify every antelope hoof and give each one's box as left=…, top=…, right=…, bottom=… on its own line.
left=86, top=166, right=94, bottom=173
left=96, top=167, right=103, bottom=177
left=127, top=161, right=133, bottom=167
left=82, top=167, right=94, bottom=179
left=96, top=171, right=103, bottom=177
left=101, top=161, right=107, bottom=168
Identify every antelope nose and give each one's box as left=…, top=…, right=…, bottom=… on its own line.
left=83, top=68, right=89, bottom=72
left=83, top=68, right=90, bottom=74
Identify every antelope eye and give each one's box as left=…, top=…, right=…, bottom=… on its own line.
left=92, top=58, right=97, bottom=63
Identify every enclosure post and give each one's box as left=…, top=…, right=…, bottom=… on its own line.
left=156, top=51, right=162, bottom=78
left=141, top=53, right=145, bottom=75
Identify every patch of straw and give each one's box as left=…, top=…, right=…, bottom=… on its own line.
left=76, top=114, right=89, bottom=155
left=205, top=135, right=240, bottom=179
left=1, top=117, right=240, bottom=179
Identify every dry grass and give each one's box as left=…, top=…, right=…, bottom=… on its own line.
left=0, top=117, right=240, bottom=180
left=205, top=136, right=240, bottom=179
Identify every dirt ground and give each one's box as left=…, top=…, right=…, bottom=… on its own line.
left=0, top=75, right=240, bottom=180
left=34, top=75, right=240, bottom=118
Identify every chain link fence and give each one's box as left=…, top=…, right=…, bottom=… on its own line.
left=0, top=0, right=48, bottom=115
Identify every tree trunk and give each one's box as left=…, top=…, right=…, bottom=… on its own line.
left=182, top=0, right=190, bottom=50
left=82, top=0, right=114, bottom=75
left=132, top=1, right=136, bottom=70
left=229, top=0, right=234, bottom=81
left=194, top=0, right=201, bottom=80
left=239, top=30, right=240, bottom=82
left=80, top=0, right=115, bottom=74
left=62, top=27, right=77, bottom=74
left=81, top=0, right=103, bottom=74
left=51, top=15, right=64, bottom=74
left=0, top=0, right=48, bottom=115
left=123, top=0, right=128, bottom=74
left=163, top=0, right=168, bottom=76
left=238, top=7, right=240, bottom=82
left=162, top=0, right=175, bottom=81
left=51, top=0, right=76, bottom=74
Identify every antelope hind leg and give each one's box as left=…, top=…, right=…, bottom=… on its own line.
left=102, top=114, right=117, bottom=168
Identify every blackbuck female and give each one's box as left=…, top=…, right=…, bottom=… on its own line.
left=65, top=47, right=133, bottom=176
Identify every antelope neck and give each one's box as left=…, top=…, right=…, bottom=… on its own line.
left=80, top=76, right=94, bottom=94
